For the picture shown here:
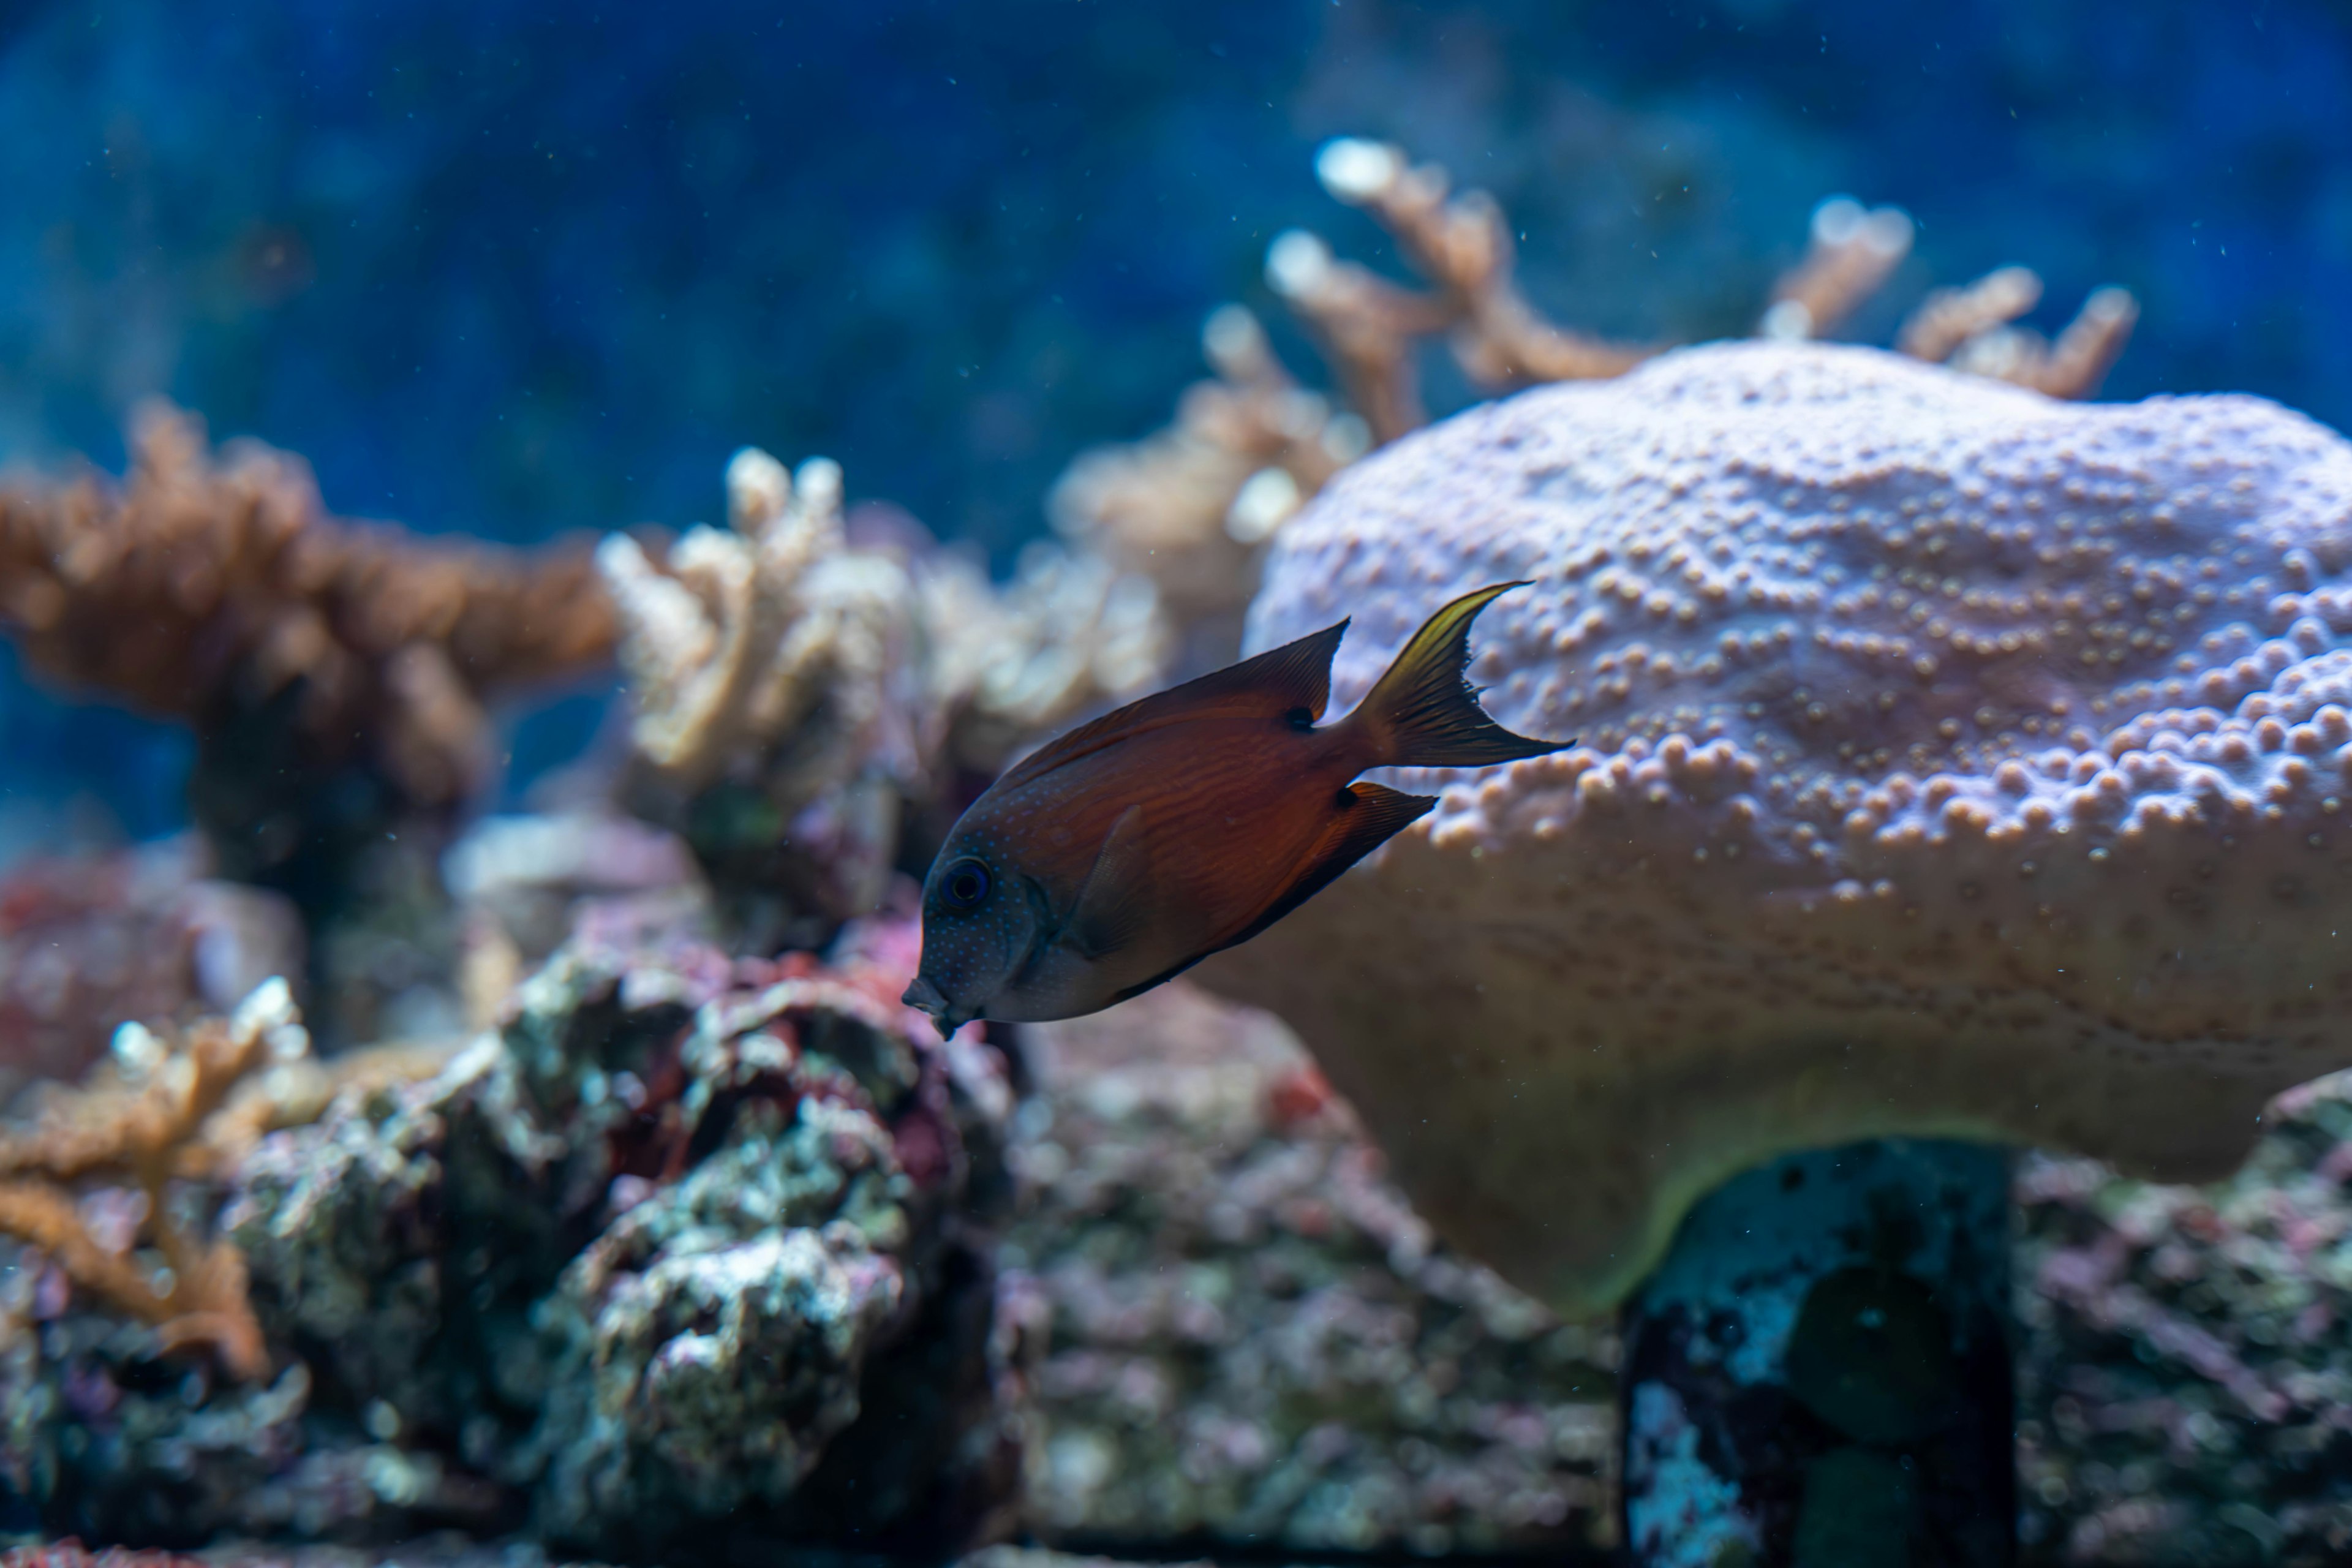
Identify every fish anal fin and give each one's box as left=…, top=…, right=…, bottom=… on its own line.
left=1102, top=785, right=1433, bottom=1009
left=1213, top=782, right=1434, bottom=959
left=1000, top=617, right=1351, bottom=790
left=1351, top=581, right=1575, bottom=769
left=1068, top=804, right=1153, bottom=960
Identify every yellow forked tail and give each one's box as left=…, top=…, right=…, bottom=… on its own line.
left=1352, top=581, right=1574, bottom=768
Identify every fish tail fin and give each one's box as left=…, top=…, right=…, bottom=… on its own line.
left=1349, top=581, right=1574, bottom=768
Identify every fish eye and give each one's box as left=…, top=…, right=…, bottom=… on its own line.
left=940, top=858, right=992, bottom=911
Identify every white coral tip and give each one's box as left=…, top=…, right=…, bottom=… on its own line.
left=232, top=975, right=300, bottom=1042
left=1227, top=468, right=1303, bottom=544
left=726, top=447, right=791, bottom=532
left=1316, top=138, right=1404, bottom=203
left=793, top=456, right=844, bottom=519
left=110, top=1020, right=165, bottom=1082
left=1265, top=230, right=1333, bottom=299
left=1861, top=205, right=1916, bottom=257
left=594, top=532, right=655, bottom=586
left=1202, top=303, right=1263, bottom=365
left=1758, top=299, right=1815, bottom=341
left=2081, top=285, right=2138, bottom=323
left=1809, top=195, right=1868, bottom=246
left=1322, top=413, right=1372, bottom=464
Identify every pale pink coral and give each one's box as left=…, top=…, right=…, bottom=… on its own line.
left=1199, top=339, right=2352, bottom=1314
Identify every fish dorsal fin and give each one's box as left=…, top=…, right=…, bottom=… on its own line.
left=1350, top=581, right=1574, bottom=769
left=999, top=616, right=1352, bottom=791
left=1066, top=803, right=1153, bottom=960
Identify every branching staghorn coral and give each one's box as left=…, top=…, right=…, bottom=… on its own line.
left=601, top=447, right=1170, bottom=941
left=0, top=979, right=306, bottom=1379
left=0, top=973, right=455, bottom=1382
left=1896, top=262, right=2141, bottom=399
left=1755, top=194, right=1918, bottom=342
left=1054, top=143, right=2144, bottom=649
left=0, top=402, right=617, bottom=880
left=1924, top=281, right=2141, bottom=400
left=598, top=449, right=929, bottom=937
left=1047, top=305, right=1363, bottom=640
left=599, top=450, right=922, bottom=800
left=1272, top=138, right=1654, bottom=441
left=916, top=539, right=1169, bottom=775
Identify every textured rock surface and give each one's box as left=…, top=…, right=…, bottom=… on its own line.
left=1203, top=339, right=2352, bottom=1313
left=2016, top=1069, right=2352, bottom=1563
left=6, top=905, right=1019, bottom=1555
left=1005, top=981, right=1617, bottom=1556
left=521, top=918, right=1023, bottom=1555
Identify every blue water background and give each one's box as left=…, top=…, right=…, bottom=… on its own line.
left=1, top=0, right=2346, bottom=840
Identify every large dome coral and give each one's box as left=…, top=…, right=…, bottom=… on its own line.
left=1199, top=339, right=2352, bottom=1316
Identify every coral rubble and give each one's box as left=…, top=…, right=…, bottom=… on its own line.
left=440, top=810, right=707, bottom=969
left=1202, top=337, right=2352, bottom=1316
left=0, top=404, right=616, bottom=884
left=1006, top=981, right=1616, bottom=1556
left=519, top=918, right=1021, bottom=1554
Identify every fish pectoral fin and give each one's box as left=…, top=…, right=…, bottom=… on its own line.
left=1216, top=781, right=1436, bottom=956
left=1067, top=802, right=1155, bottom=961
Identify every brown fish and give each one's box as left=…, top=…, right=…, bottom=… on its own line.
left=900, top=581, right=1570, bottom=1033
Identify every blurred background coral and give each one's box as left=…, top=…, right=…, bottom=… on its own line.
left=2, top=0, right=2348, bottom=842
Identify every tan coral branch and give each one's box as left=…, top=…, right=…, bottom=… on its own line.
left=1902, top=270, right=2139, bottom=401
left=1273, top=140, right=1650, bottom=445
left=0, top=402, right=617, bottom=809
left=1760, top=195, right=1916, bottom=340
left=0, top=978, right=330, bottom=1379
left=1049, top=305, right=1363, bottom=630
left=2019, top=285, right=2141, bottom=399
left=1897, top=266, right=2044, bottom=363
left=1313, top=139, right=1651, bottom=390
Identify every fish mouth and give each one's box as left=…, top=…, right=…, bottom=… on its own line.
left=900, top=975, right=968, bottom=1038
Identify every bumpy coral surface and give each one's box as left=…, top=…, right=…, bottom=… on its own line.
left=1203, top=339, right=2352, bottom=1314
left=1005, top=982, right=1616, bottom=1556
